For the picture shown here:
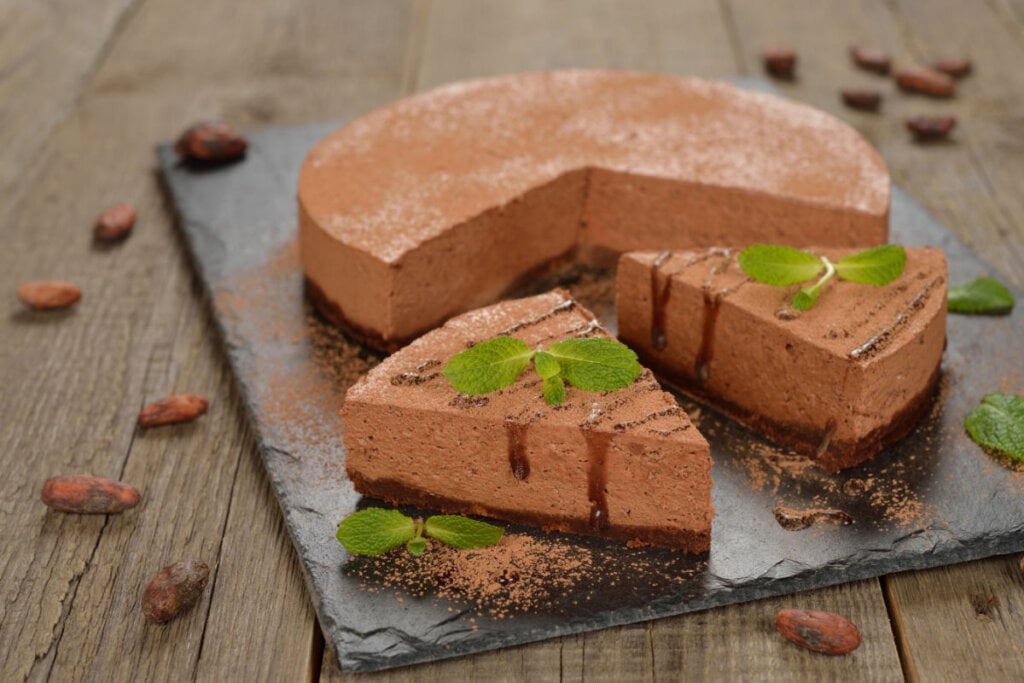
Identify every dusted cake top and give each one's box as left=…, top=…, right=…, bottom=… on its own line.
left=301, top=70, right=890, bottom=264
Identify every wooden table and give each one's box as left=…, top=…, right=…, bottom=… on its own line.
left=3, top=1, right=1022, bottom=680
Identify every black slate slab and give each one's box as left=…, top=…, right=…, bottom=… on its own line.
left=158, top=85, right=1024, bottom=673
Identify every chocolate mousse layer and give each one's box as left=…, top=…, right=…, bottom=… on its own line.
left=616, top=248, right=947, bottom=471
left=300, top=70, right=891, bottom=350
left=342, top=289, right=713, bottom=552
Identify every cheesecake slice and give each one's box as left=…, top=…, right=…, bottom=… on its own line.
left=300, top=70, right=890, bottom=350
left=342, top=290, right=713, bottom=552
left=616, top=248, right=947, bottom=471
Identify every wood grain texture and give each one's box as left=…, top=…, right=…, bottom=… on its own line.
left=0, top=1, right=418, bottom=681
left=0, top=0, right=140, bottom=213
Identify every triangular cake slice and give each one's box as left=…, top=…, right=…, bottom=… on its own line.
left=616, top=247, right=947, bottom=472
left=342, top=289, right=712, bottom=553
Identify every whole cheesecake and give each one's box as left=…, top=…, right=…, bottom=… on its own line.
left=616, top=248, right=948, bottom=471
left=342, top=290, right=713, bottom=552
left=299, top=70, right=891, bottom=350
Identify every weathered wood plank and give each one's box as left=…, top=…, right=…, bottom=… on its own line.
left=0, top=0, right=140, bottom=213
left=0, top=1, right=419, bottom=681
left=318, top=1, right=903, bottom=679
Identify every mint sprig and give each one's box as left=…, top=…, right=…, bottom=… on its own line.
left=947, top=277, right=1015, bottom=315
left=738, top=244, right=907, bottom=310
left=964, top=393, right=1024, bottom=464
left=336, top=508, right=504, bottom=556
left=444, top=335, right=641, bottom=406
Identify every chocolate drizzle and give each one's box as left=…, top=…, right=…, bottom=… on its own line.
left=583, top=427, right=613, bottom=531
left=504, top=418, right=530, bottom=481
left=773, top=506, right=854, bottom=531
left=695, top=288, right=721, bottom=383
left=650, top=251, right=673, bottom=351
left=390, top=359, right=442, bottom=385
left=848, top=277, right=941, bottom=360
left=497, top=299, right=576, bottom=337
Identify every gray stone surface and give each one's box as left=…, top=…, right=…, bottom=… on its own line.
left=158, top=87, right=1024, bottom=673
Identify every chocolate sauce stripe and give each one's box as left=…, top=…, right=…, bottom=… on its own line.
left=848, top=276, right=942, bottom=360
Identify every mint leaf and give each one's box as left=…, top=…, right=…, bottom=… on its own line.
left=948, top=277, right=1015, bottom=315
left=534, top=350, right=561, bottom=379
left=792, top=285, right=821, bottom=311
left=964, top=393, right=1024, bottom=464
left=406, top=536, right=427, bottom=556
left=543, top=375, right=565, bottom=406
left=336, top=508, right=416, bottom=555
left=547, top=338, right=642, bottom=392
left=834, top=245, right=906, bottom=285
left=424, top=515, right=504, bottom=549
left=444, top=337, right=534, bottom=395
left=738, top=244, right=824, bottom=285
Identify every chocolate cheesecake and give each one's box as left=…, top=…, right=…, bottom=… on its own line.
left=342, top=290, right=713, bottom=552
left=299, top=70, right=890, bottom=351
left=616, top=248, right=947, bottom=471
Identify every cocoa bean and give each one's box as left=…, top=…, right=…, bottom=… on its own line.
left=138, top=394, right=209, bottom=428
left=930, top=57, right=972, bottom=78
left=16, top=280, right=81, bottom=310
left=41, top=474, right=141, bottom=514
left=775, top=608, right=862, bottom=655
left=849, top=46, right=891, bottom=75
left=894, top=67, right=955, bottom=97
left=763, top=47, right=797, bottom=80
left=906, top=115, right=957, bottom=141
left=840, top=88, right=882, bottom=112
left=174, top=121, right=247, bottom=164
left=142, top=559, right=210, bottom=624
left=94, top=203, right=137, bottom=242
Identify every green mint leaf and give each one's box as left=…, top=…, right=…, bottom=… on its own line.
left=424, top=515, right=504, bottom=549
left=444, top=336, right=534, bottom=395
left=547, top=338, right=642, bottom=392
left=406, top=536, right=427, bottom=556
left=834, top=245, right=906, bottom=285
left=947, top=277, right=1015, bottom=315
left=964, top=393, right=1024, bottom=464
left=336, top=508, right=416, bottom=556
left=543, top=374, right=565, bottom=406
left=533, top=350, right=561, bottom=379
left=737, top=244, right=824, bottom=285
left=791, top=286, right=820, bottom=310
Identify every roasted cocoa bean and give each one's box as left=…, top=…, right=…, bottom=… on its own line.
left=763, top=47, right=797, bottom=79
left=16, top=280, right=81, bottom=310
left=174, top=121, right=247, bottom=163
left=142, top=559, right=210, bottom=624
left=906, top=115, right=957, bottom=141
left=849, top=46, right=891, bottom=75
left=94, top=203, right=137, bottom=241
left=894, top=67, right=955, bottom=97
left=138, top=394, right=209, bottom=428
left=776, top=608, right=862, bottom=655
left=841, top=88, right=882, bottom=111
left=930, top=57, right=972, bottom=78
left=41, top=474, right=141, bottom=514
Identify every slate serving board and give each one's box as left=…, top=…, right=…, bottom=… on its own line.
left=158, top=84, right=1024, bottom=673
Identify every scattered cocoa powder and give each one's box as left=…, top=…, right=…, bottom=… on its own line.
left=41, top=474, right=140, bottom=514
left=16, top=280, right=81, bottom=310
left=138, top=394, right=209, bottom=428
left=762, top=47, right=797, bottom=79
left=174, top=121, right=247, bottom=164
left=94, top=203, right=137, bottom=241
left=775, top=608, right=861, bottom=655
left=142, top=559, right=210, bottom=624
